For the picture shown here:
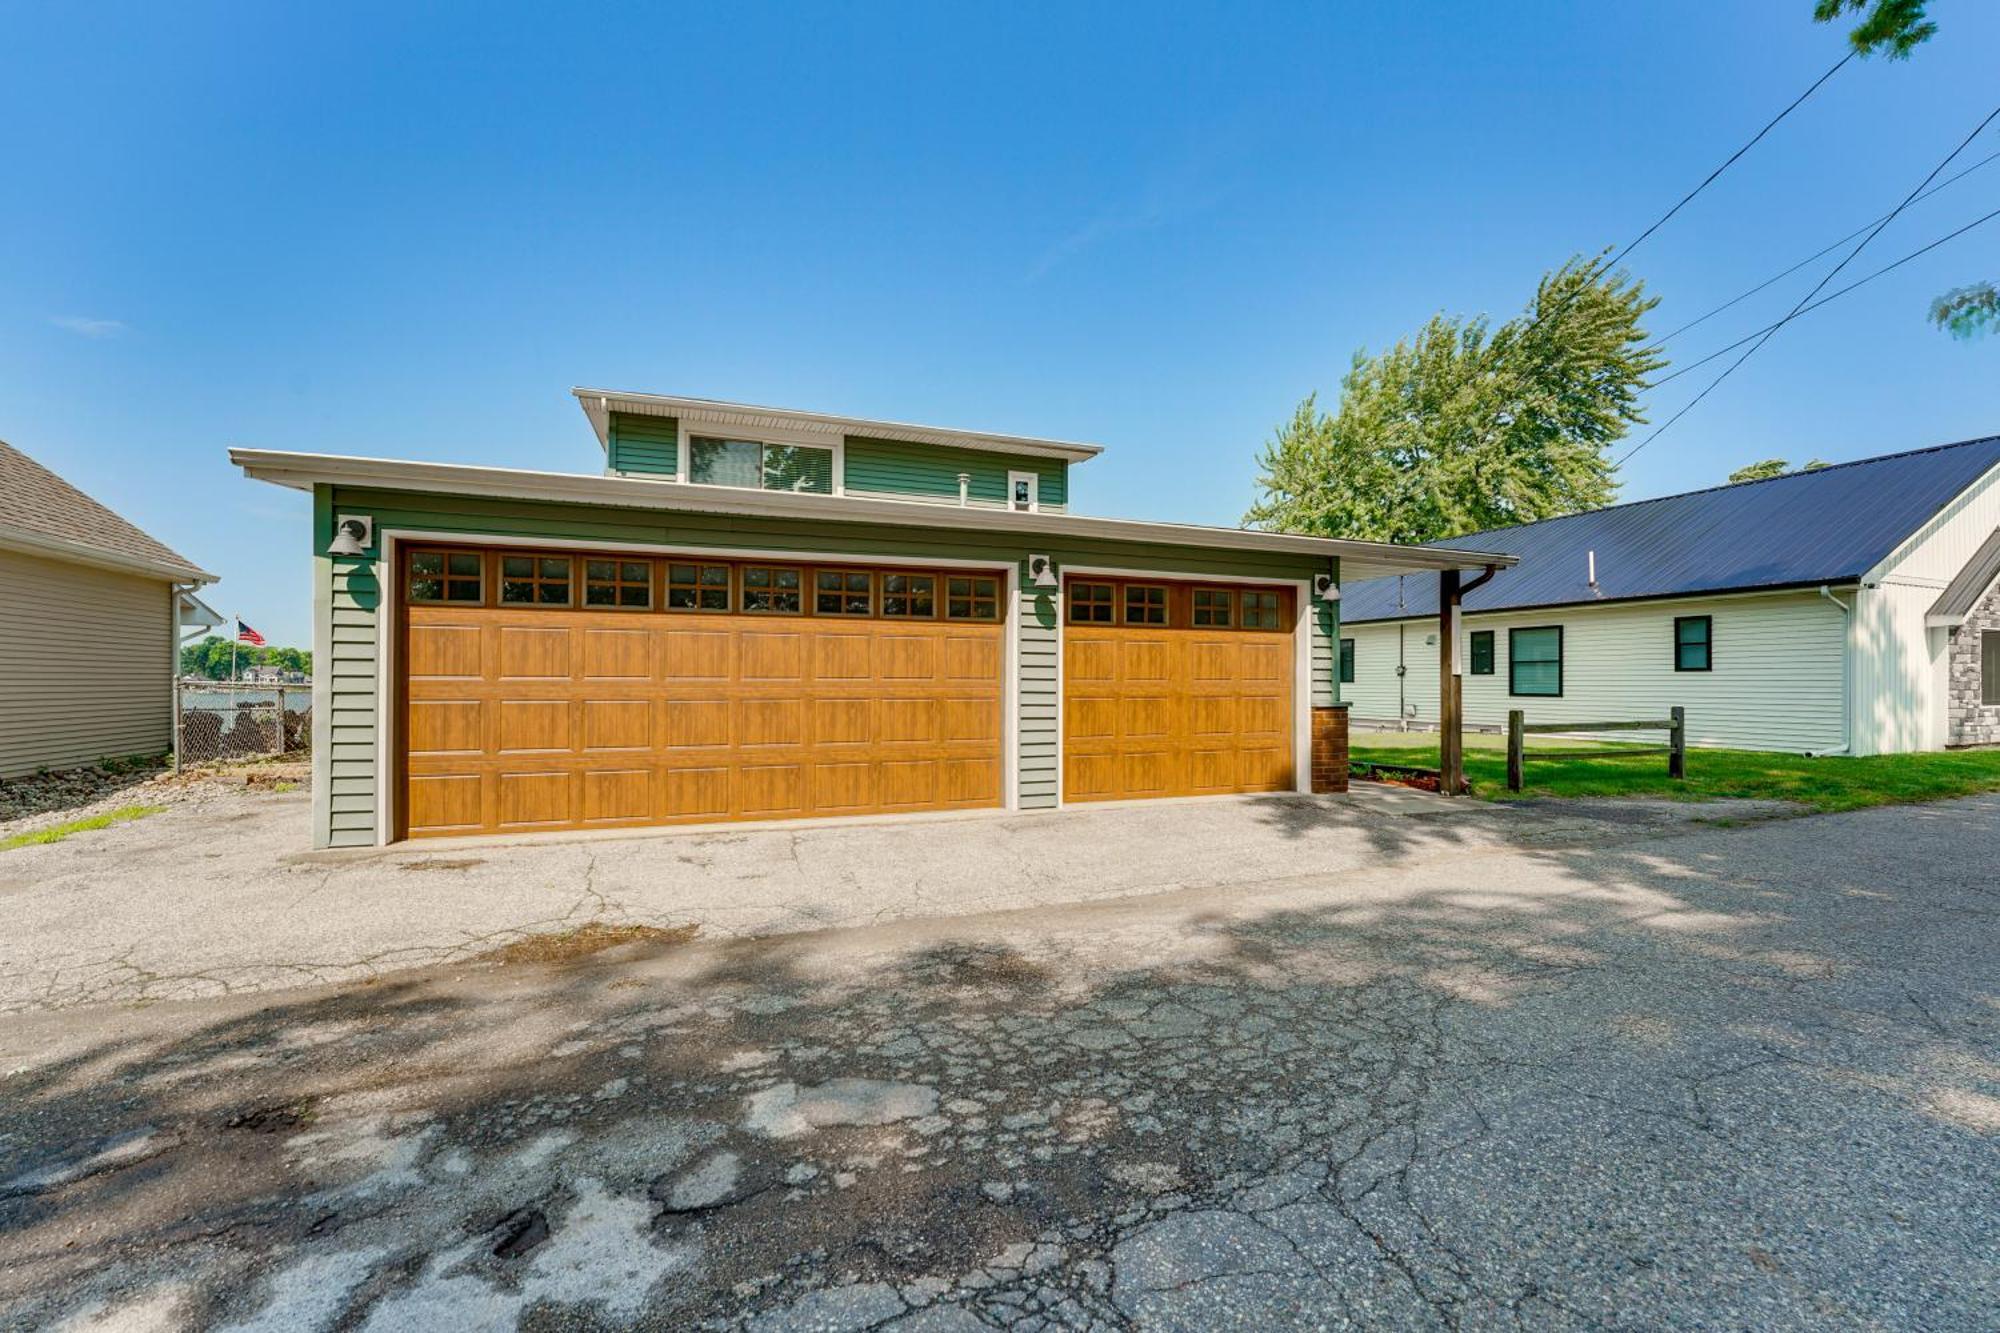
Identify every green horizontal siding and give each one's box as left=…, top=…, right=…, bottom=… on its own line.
left=607, top=413, right=678, bottom=477
left=844, top=436, right=1068, bottom=510
left=312, top=482, right=1337, bottom=844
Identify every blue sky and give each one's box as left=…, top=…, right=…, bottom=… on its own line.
left=4, top=1, right=1997, bottom=647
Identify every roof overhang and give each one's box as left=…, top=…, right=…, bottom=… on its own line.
left=177, top=589, right=225, bottom=630
left=230, top=449, right=1516, bottom=583
left=1925, top=527, right=2000, bottom=627
left=0, top=522, right=215, bottom=585
left=572, top=389, right=1106, bottom=464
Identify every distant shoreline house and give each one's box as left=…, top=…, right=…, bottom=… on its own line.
left=0, top=441, right=216, bottom=778
left=1337, top=436, right=2000, bottom=755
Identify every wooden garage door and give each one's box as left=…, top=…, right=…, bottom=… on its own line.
left=1063, top=578, right=1295, bottom=802
left=398, top=547, right=1005, bottom=838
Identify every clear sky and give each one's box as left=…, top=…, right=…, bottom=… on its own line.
left=4, top=1, right=1997, bottom=647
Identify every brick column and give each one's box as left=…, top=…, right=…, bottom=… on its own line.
left=1311, top=703, right=1349, bottom=794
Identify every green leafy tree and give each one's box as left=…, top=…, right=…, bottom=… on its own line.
left=1727, top=458, right=1830, bottom=483
left=178, top=636, right=313, bottom=680
left=1813, top=2, right=1992, bottom=339
left=1246, top=255, right=1665, bottom=544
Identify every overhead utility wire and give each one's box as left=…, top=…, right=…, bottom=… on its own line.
left=1646, top=205, right=2000, bottom=388
left=1619, top=103, right=2000, bottom=465
left=1654, top=145, right=2000, bottom=345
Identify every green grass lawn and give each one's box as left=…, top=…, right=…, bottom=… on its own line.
left=0, top=804, right=167, bottom=851
left=1350, top=733, right=2000, bottom=812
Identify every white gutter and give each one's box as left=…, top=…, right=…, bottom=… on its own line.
left=0, top=524, right=215, bottom=584
left=230, top=448, right=1517, bottom=581
left=1810, top=584, right=1853, bottom=757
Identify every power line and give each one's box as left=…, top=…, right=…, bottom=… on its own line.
left=1619, top=103, right=2000, bottom=466
left=1654, top=146, right=2000, bottom=346
left=1646, top=204, right=2000, bottom=388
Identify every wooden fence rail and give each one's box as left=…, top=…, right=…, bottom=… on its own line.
left=1506, top=707, right=1685, bottom=791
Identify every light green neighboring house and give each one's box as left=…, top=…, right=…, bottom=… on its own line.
left=235, top=388, right=1504, bottom=848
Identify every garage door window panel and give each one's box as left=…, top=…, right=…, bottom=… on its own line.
left=742, top=566, right=803, bottom=614
left=584, top=559, right=653, bottom=609
left=1242, top=591, right=1281, bottom=629
left=1192, top=588, right=1234, bottom=627
left=501, top=554, right=572, bottom=606
left=946, top=576, right=1000, bottom=621
left=1069, top=582, right=1114, bottom=624
left=667, top=563, right=731, bottom=612
left=815, top=569, right=874, bottom=616
left=1124, top=585, right=1168, bottom=626
left=882, top=573, right=936, bottom=618
left=409, top=549, right=484, bottom=604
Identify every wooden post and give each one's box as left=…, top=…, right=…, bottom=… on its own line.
left=1507, top=709, right=1525, bottom=791
left=1669, top=706, right=1686, bottom=780
left=275, top=686, right=287, bottom=757
left=1438, top=568, right=1461, bottom=796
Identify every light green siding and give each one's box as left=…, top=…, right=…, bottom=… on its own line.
left=844, top=436, right=1068, bottom=511
left=312, top=483, right=1333, bottom=847
left=606, top=413, right=678, bottom=477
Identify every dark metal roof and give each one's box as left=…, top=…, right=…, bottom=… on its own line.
left=1341, top=434, right=2000, bottom=622
left=1928, top=526, right=2000, bottom=623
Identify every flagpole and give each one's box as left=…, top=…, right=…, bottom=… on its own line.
left=231, top=618, right=239, bottom=685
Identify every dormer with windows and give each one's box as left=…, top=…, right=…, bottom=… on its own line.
left=576, top=389, right=1101, bottom=513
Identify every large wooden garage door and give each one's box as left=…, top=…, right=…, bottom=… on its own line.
left=1063, top=577, right=1295, bottom=802
left=397, top=546, right=1005, bottom=838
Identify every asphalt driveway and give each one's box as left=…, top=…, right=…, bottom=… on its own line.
left=0, top=789, right=1994, bottom=1329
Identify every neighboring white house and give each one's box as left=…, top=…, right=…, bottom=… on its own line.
left=0, top=440, right=217, bottom=778
left=1337, top=435, right=2000, bottom=756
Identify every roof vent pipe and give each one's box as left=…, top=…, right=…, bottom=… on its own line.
left=1588, top=549, right=1600, bottom=597
left=957, top=473, right=971, bottom=507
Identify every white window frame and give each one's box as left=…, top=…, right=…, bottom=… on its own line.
left=1007, top=469, right=1039, bottom=514
left=677, top=418, right=845, bottom=496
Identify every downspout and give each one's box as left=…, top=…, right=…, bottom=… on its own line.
left=1809, top=584, right=1852, bottom=757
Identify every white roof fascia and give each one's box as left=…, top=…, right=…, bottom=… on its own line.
left=573, top=388, right=1106, bottom=463
left=0, top=523, right=216, bottom=585
left=230, top=449, right=1515, bottom=582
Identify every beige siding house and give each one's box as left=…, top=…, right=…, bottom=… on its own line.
left=0, top=442, right=215, bottom=778
left=1339, top=435, right=2000, bottom=756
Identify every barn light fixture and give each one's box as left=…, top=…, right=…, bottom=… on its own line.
left=327, top=515, right=373, bottom=557
left=1313, top=574, right=1338, bottom=601
left=1028, top=554, right=1059, bottom=588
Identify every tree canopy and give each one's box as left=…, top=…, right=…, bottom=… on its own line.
left=179, top=637, right=311, bottom=680
left=1726, top=458, right=1830, bottom=483
left=1245, top=255, right=1665, bottom=544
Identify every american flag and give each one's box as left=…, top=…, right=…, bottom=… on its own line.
left=236, top=620, right=266, bottom=647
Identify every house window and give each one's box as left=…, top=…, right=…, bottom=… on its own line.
left=946, top=575, right=1001, bottom=621
left=1338, top=637, right=1355, bottom=684
left=815, top=570, right=873, bottom=616
left=1674, top=615, right=1713, bottom=672
left=1469, top=630, right=1495, bottom=675
left=499, top=554, right=571, bottom=605
left=688, top=437, right=834, bottom=494
left=1124, top=584, right=1168, bottom=625
left=1510, top=626, right=1563, bottom=697
left=584, top=558, right=651, bottom=608
left=1069, top=582, right=1114, bottom=624
left=881, top=572, right=936, bottom=618
left=666, top=562, right=731, bottom=611
left=1242, top=591, right=1281, bottom=629
left=1984, top=630, right=2000, bottom=706
left=1008, top=470, right=1039, bottom=513
left=408, top=549, right=482, bottom=603
left=741, top=566, right=802, bottom=613
left=1192, top=588, right=1233, bottom=627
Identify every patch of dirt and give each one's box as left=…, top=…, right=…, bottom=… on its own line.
left=399, top=858, right=486, bottom=872
left=223, top=1099, right=320, bottom=1133
left=472, top=922, right=699, bottom=967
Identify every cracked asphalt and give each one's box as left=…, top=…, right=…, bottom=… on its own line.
left=0, top=792, right=1995, bottom=1329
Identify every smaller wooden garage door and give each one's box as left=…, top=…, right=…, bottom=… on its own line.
left=1063, top=578, right=1296, bottom=802
left=398, top=547, right=1006, bottom=838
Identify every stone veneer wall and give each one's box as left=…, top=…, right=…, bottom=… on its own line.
left=1311, top=704, right=1350, bottom=794
left=1947, top=574, right=2000, bottom=747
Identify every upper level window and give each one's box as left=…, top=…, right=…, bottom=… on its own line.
left=1674, top=616, right=1712, bottom=672
left=1008, top=470, right=1039, bottom=513
left=585, top=559, right=651, bottom=608
left=409, top=549, right=482, bottom=603
left=1242, top=591, right=1282, bottom=629
left=946, top=576, right=1000, bottom=621
left=500, top=554, right=571, bottom=605
left=741, top=566, right=802, bottom=613
left=689, top=436, right=834, bottom=494
left=1069, top=582, right=1114, bottom=624
left=1510, top=626, right=1563, bottom=697
left=1192, top=588, right=1233, bottom=627
left=1469, top=630, right=1495, bottom=675
left=1124, top=585, right=1167, bottom=625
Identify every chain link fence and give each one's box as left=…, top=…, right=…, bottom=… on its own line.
left=174, top=680, right=312, bottom=766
